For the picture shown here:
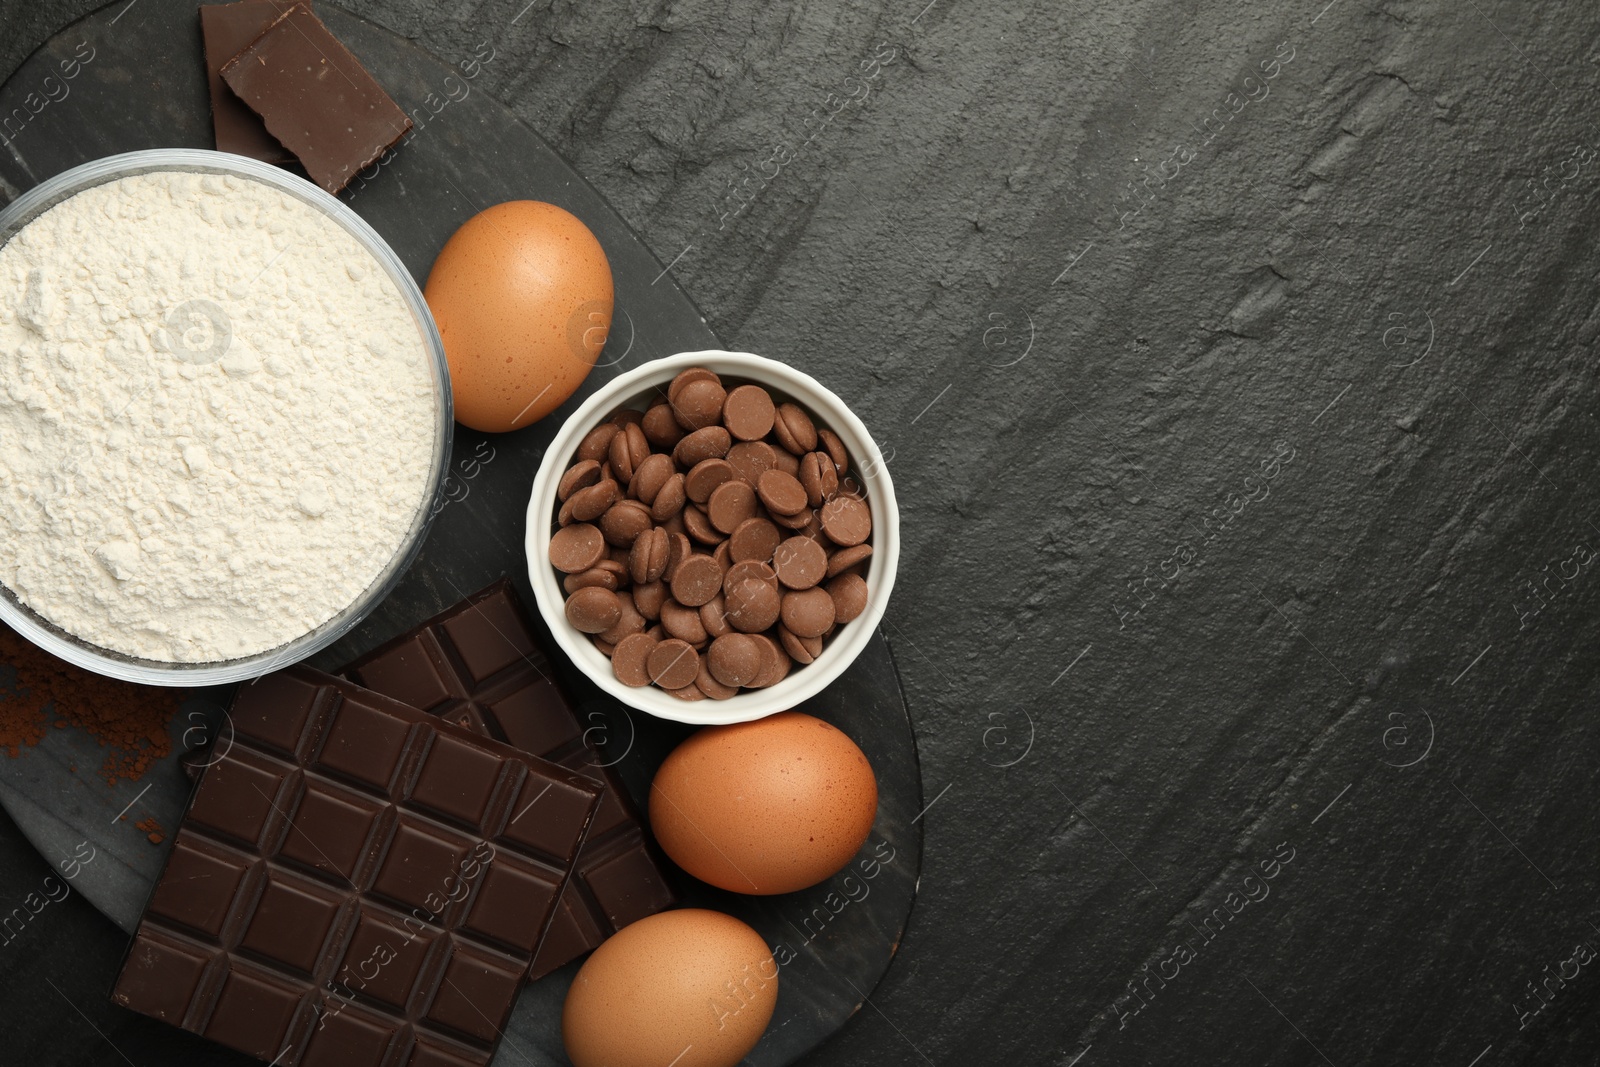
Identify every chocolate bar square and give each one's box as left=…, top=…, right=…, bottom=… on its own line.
left=219, top=3, right=412, bottom=194
left=342, top=579, right=679, bottom=978
left=200, top=1, right=303, bottom=164
left=112, top=667, right=602, bottom=1066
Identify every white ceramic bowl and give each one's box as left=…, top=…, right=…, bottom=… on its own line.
left=526, top=351, right=898, bottom=724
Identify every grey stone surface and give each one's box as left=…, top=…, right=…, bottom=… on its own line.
left=3, top=0, right=1600, bottom=1065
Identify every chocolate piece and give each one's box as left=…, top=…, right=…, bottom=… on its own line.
left=671, top=378, right=726, bottom=431
left=112, top=667, right=601, bottom=1066
left=757, top=469, right=808, bottom=516
left=641, top=403, right=686, bottom=450
left=611, top=634, right=658, bottom=687
left=668, top=367, right=719, bottom=403
left=199, top=1, right=302, bottom=164
left=669, top=555, right=723, bottom=608
left=549, top=523, right=605, bottom=574
left=565, top=587, right=622, bottom=634
left=557, top=459, right=602, bottom=501
left=219, top=4, right=412, bottom=195
left=340, top=581, right=678, bottom=979
left=684, top=458, right=734, bottom=504
left=773, top=535, right=828, bottom=590
left=722, top=384, right=776, bottom=441
left=773, top=402, right=819, bottom=455
left=647, top=640, right=699, bottom=690
left=828, top=572, right=870, bottom=624
left=707, top=634, right=763, bottom=688
left=821, top=493, right=872, bottom=545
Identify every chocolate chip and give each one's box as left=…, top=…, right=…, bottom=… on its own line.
left=642, top=402, right=686, bottom=450
left=558, top=459, right=602, bottom=501
left=664, top=532, right=692, bottom=581
left=798, top=451, right=839, bottom=507
left=827, top=572, right=869, bottom=624
left=771, top=447, right=801, bottom=477
left=577, top=423, right=619, bottom=462
left=723, top=384, right=776, bottom=441
left=608, top=422, right=650, bottom=483
left=780, top=586, right=834, bottom=638
left=564, top=559, right=629, bottom=594
left=825, top=543, right=873, bottom=578
left=728, top=517, right=781, bottom=563
left=610, top=406, right=646, bottom=428
left=724, top=564, right=781, bottom=633
left=699, top=593, right=732, bottom=639
left=779, top=625, right=824, bottom=665
left=612, top=632, right=658, bottom=687
left=707, top=633, right=764, bottom=688
left=630, top=526, right=669, bottom=584
left=598, top=590, right=647, bottom=644
left=682, top=504, right=723, bottom=546
left=757, top=470, right=808, bottom=516
left=629, top=453, right=675, bottom=504
left=549, top=523, right=605, bottom=573
left=569, top=479, right=620, bottom=522
left=685, top=458, right=734, bottom=504
left=771, top=505, right=814, bottom=530
left=724, top=559, right=778, bottom=593
left=713, top=539, right=732, bottom=571
left=633, top=578, right=667, bottom=620
left=727, top=441, right=779, bottom=485
left=651, top=472, right=686, bottom=522
left=668, top=367, right=720, bottom=404
left=672, top=378, right=727, bottom=431
left=695, top=659, right=738, bottom=699
left=566, top=586, right=623, bottom=634
left=674, top=426, right=732, bottom=467
left=772, top=402, right=818, bottom=455
left=647, top=639, right=700, bottom=689
left=607, top=427, right=636, bottom=483
left=707, top=480, right=758, bottom=534
left=818, top=428, right=849, bottom=475
left=773, top=535, right=828, bottom=590
left=600, top=499, right=653, bottom=547
left=820, top=494, right=872, bottom=546
left=670, top=554, right=724, bottom=607
left=747, top=633, right=791, bottom=688
left=660, top=598, right=709, bottom=644
left=670, top=682, right=707, bottom=701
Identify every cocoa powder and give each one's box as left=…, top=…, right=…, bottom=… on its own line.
left=0, top=622, right=179, bottom=786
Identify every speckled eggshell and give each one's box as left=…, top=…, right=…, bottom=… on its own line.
left=562, top=909, right=778, bottom=1067
left=649, top=711, right=878, bottom=895
left=423, top=200, right=612, bottom=432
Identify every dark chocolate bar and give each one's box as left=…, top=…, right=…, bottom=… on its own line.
left=199, top=1, right=303, bottom=164
left=341, top=579, right=678, bottom=979
left=111, top=667, right=602, bottom=1066
left=219, top=3, right=412, bottom=194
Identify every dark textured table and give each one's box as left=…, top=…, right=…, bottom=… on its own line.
left=3, top=1, right=1600, bottom=1065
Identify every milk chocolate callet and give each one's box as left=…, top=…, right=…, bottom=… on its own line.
left=111, top=667, right=601, bottom=1066
left=219, top=3, right=412, bottom=194
left=199, top=1, right=303, bottom=164
left=341, top=579, right=679, bottom=980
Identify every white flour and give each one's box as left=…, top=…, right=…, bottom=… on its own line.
left=0, top=171, right=437, bottom=662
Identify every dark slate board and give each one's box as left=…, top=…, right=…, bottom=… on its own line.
left=0, top=3, right=922, bottom=1065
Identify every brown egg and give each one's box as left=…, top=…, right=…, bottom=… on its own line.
left=424, top=200, right=612, bottom=432
left=650, top=711, right=878, bottom=895
left=562, top=909, right=777, bottom=1067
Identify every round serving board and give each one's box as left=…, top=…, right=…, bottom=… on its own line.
left=0, top=3, right=922, bottom=1065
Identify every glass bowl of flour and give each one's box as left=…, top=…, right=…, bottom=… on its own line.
left=0, top=150, right=452, bottom=684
